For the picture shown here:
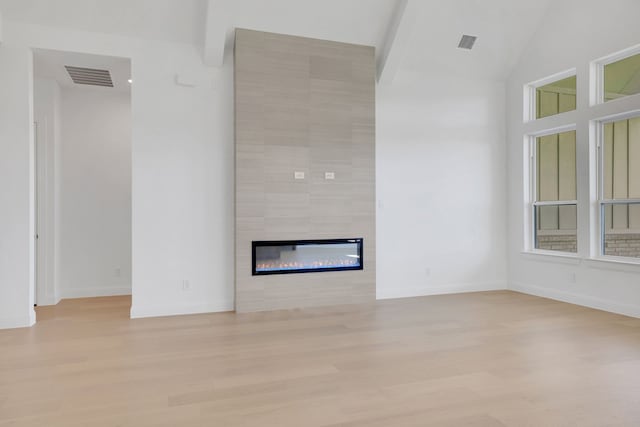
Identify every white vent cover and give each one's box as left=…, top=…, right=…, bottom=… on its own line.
left=458, top=35, right=477, bottom=50
left=65, top=66, right=113, bottom=87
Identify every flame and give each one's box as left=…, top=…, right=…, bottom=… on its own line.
left=256, top=258, right=359, bottom=271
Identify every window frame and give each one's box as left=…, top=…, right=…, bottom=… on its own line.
left=527, top=125, right=578, bottom=254
left=523, top=68, right=577, bottom=122
left=594, top=111, right=640, bottom=263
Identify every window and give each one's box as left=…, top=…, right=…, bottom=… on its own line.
left=604, top=53, right=640, bottom=102
left=593, top=46, right=640, bottom=105
left=536, top=76, right=577, bottom=119
left=525, top=45, right=640, bottom=263
left=598, top=116, right=640, bottom=259
left=532, top=130, right=577, bottom=253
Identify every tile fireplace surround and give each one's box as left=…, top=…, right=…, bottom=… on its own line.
left=234, top=29, right=376, bottom=312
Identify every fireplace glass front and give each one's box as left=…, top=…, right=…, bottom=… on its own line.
left=252, top=238, right=363, bottom=275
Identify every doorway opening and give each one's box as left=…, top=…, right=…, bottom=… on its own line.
left=33, top=49, right=132, bottom=319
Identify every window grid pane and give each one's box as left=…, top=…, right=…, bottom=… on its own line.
left=534, top=130, right=577, bottom=253
left=535, top=204, right=577, bottom=253
left=536, top=130, right=577, bottom=202
left=536, top=76, right=577, bottom=119
left=600, top=116, right=640, bottom=259
left=602, top=202, right=640, bottom=259
left=604, top=53, right=640, bottom=102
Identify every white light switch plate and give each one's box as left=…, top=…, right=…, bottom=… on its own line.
left=325, top=172, right=335, bottom=180
left=294, top=171, right=305, bottom=180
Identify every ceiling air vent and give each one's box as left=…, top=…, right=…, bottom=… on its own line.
left=458, top=35, right=477, bottom=50
left=65, top=66, right=113, bottom=87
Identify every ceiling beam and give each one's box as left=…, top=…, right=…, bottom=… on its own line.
left=203, top=0, right=227, bottom=67
left=377, top=0, right=418, bottom=85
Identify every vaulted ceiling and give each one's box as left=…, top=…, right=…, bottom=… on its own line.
left=0, top=0, right=207, bottom=44
left=0, top=0, right=554, bottom=82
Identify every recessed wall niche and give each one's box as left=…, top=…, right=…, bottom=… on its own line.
left=234, top=29, right=376, bottom=312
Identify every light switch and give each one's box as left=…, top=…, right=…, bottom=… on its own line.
left=294, top=171, right=305, bottom=180
left=325, top=172, right=335, bottom=180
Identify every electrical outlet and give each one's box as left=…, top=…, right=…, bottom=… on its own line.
left=569, top=272, right=576, bottom=283
left=181, top=279, right=190, bottom=291
left=425, top=268, right=431, bottom=277
left=115, top=267, right=121, bottom=277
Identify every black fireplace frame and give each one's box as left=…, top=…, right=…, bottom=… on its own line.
left=252, top=238, right=364, bottom=276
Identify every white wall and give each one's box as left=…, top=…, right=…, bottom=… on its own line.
left=0, top=45, right=36, bottom=328
left=130, top=44, right=234, bottom=318
left=507, top=0, right=640, bottom=317
left=1, top=21, right=234, bottom=323
left=33, top=77, right=62, bottom=305
left=58, top=87, right=132, bottom=298
left=376, top=69, right=508, bottom=299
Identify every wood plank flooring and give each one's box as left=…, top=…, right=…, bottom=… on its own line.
left=1, top=291, right=640, bottom=426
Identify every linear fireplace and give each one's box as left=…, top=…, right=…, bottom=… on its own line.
left=252, top=238, right=363, bottom=275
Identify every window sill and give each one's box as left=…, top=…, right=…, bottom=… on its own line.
left=520, top=250, right=582, bottom=265
left=520, top=251, right=640, bottom=272
left=585, top=257, right=640, bottom=273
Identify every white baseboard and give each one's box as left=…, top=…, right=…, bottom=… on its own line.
left=0, top=311, right=36, bottom=330
left=36, top=295, right=62, bottom=306
left=130, top=300, right=234, bottom=319
left=510, top=281, right=640, bottom=318
left=376, top=281, right=507, bottom=300
left=59, top=286, right=132, bottom=299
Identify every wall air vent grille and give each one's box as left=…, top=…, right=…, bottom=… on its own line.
left=458, top=35, right=477, bottom=50
left=65, top=66, right=113, bottom=87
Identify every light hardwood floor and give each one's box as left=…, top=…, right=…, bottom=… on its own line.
left=1, top=291, right=640, bottom=426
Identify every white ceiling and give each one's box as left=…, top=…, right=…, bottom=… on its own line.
left=404, top=0, right=554, bottom=80
left=219, top=0, right=397, bottom=51
left=0, top=0, right=207, bottom=44
left=33, top=49, right=131, bottom=93
left=0, top=0, right=554, bottom=81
